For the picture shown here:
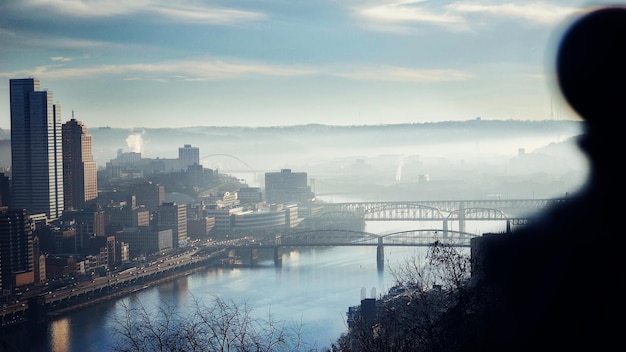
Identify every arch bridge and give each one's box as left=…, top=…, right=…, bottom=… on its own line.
left=280, top=228, right=476, bottom=247
left=219, top=228, right=479, bottom=270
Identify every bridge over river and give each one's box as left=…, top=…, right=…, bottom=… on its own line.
left=221, top=197, right=568, bottom=269
left=215, top=228, right=474, bottom=271
left=313, top=198, right=564, bottom=233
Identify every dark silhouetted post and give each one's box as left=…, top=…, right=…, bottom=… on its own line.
left=472, top=6, right=625, bottom=351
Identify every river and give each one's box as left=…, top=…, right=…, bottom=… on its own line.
left=21, top=218, right=505, bottom=352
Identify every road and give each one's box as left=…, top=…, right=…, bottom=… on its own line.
left=1, top=244, right=229, bottom=325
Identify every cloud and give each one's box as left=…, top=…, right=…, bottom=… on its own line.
left=51, top=56, right=72, bottom=62
left=0, top=58, right=317, bottom=80
left=149, top=4, right=267, bottom=24
left=354, top=1, right=582, bottom=33
left=1, top=59, right=471, bottom=83
left=336, top=66, right=474, bottom=82
left=24, top=0, right=143, bottom=16
left=1, top=60, right=471, bottom=84
left=447, top=2, right=582, bottom=25
left=356, top=1, right=470, bottom=31
left=21, top=0, right=267, bottom=24
left=0, top=28, right=18, bottom=39
left=1, top=28, right=122, bottom=50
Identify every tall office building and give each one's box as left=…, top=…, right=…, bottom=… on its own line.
left=10, top=78, right=64, bottom=219
left=63, top=208, right=105, bottom=253
left=158, top=202, right=188, bottom=248
left=0, top=207, right=34, bottom=291
left=62, top=117, right=98, bottom=210
left=130, top=181, right=165, bottom=213
left=179, top=144, right=199, bottom=171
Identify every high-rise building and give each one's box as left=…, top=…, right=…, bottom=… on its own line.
left=63, top=208, right=105, bottom=253
left=130, top=181, right=165, bottom=213
left=104, top=204, right=150, bottom=232
left=179, top=144, right=200, bottom=171
left=158, top=202, right=188, bottom=248
left=10, top=78, right=64, bottom=219
left=0, top=207, right=34, bottom=291
left=264, top=169, right=315, bottom=205
left=62, top=117, right=98, bottom=210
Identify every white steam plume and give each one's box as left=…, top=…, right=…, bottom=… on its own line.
left=126, top=132, right=144, bottom=153
left=395, top=156, right=404, bottom=182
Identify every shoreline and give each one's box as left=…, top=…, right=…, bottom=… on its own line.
left=46, top=259, right=225, bottom=319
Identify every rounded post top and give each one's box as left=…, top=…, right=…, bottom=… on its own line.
left=557, top=6, right=626, bottom=130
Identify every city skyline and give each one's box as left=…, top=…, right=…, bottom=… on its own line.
left=0, top=0, right=604, bottom=129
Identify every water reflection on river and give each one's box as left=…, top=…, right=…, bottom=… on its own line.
left=42, top=220, right=504, bottom=352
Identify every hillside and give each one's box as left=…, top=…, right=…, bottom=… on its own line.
left=0, top=120, right=587, bottom=200
left=86, top=119, right=583, bottom=167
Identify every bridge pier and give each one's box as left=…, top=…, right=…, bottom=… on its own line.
left=458, top=203, right=466, bottom=234
left=28, top=296, right=47, bottom=328
left=377, top=237, right=384, bottom=271
left=231, top=248, right=259, bottom=266
left=248, top=248, right=259, bottom=266
left=274, top=247, right=282, bottom=267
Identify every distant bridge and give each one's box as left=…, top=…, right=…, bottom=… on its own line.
left=317, top=198, right=562, bottom=218
left=313, top=198, right=558, bottom=232
left=280, top=228, right=476, bottom=246
left=214, top=228, right=482, bottom=270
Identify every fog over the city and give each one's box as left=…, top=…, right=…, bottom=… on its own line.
left=79, top=120, right=588, bottom=203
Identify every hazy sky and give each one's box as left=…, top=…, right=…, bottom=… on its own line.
left=0, top=0, right=608, bottom=129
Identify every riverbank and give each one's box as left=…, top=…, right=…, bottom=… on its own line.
left=46, top=256, right=227, bottom=318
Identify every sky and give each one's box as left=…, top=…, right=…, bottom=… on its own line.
left=0, top=0, right=613, bottom=129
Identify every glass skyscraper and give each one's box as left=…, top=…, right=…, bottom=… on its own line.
left=10, top=78, right=64, bottom=219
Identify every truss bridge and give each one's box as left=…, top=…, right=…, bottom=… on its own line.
left=313, top=198, right=561, bottom=232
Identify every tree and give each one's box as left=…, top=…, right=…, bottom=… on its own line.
left=109, top=294, right=322, bottom=352
left=332, top=241, right=477, bottom=352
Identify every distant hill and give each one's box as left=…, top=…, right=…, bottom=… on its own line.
left=0, top=120, right=585, bottom=172
left=0, top=120, right=588, bottom=200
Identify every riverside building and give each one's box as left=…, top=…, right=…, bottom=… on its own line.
left=157, top=202, right=188, bottom=248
